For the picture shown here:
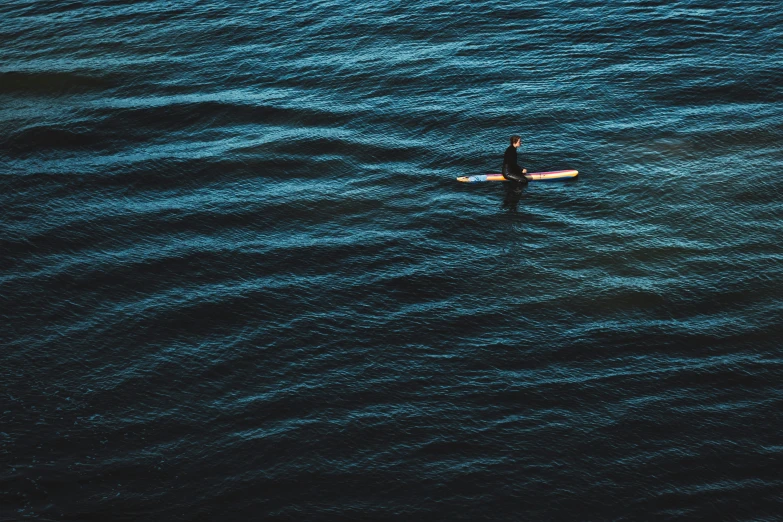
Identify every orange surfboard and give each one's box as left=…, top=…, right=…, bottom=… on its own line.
left=457, top=170, right=578, bottom=183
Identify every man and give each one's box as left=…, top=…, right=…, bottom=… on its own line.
left=502, top=135, right=528, bottom=192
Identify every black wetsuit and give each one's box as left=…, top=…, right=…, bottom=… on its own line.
left=502, top=145, right=526, bottom=183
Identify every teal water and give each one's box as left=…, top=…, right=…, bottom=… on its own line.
left=2, top=1, right=782, bottom=519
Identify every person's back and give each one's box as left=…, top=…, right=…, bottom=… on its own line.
left=503, top=144, right=519, bottom=177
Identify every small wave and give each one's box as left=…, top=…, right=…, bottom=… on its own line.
left=0, top=70, right=117, bottom=96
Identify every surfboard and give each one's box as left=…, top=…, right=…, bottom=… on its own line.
left=457, top=170, right=578, bottom=183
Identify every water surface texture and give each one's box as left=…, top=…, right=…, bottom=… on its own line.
left=2, top=0, right=783, bottom=519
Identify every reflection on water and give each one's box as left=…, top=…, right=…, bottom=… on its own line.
left=501, top=179, right=528, bottom=212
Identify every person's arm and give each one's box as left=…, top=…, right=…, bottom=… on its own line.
left=515, top=149, right=527, bottom=174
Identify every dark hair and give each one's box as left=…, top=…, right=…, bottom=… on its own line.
left=510, top=135, right=521, bottom=145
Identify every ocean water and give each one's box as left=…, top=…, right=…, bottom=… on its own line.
left=2, top=0, right=782, bottom=519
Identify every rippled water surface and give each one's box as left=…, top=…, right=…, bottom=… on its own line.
left=2, top=0, right=783, bottom=519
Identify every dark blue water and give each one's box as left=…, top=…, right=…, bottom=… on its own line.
left=2, top=0, right=782, bottom=519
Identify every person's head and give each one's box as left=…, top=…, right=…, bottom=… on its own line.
left=510, top=135, right=521, bottom=147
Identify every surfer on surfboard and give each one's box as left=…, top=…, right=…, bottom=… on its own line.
left=502, top=135, right=528, bottom=193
